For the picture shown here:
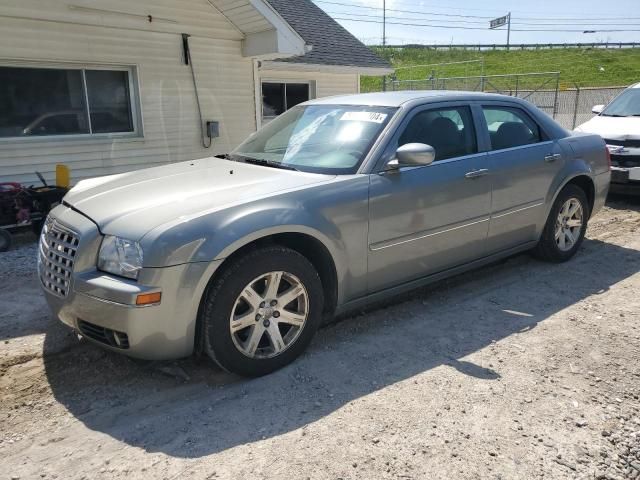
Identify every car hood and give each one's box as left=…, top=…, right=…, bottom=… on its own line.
left=64, top=157, right=334, bottom=240
left=575, top=115, right=640, bottom=140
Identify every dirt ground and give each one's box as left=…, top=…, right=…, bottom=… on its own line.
left=1, top=195, right=639, bottom=480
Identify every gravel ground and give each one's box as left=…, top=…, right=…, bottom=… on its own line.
left=0, top=233, right=37, bottom=277
left=1, top=196, right=639, bottom=480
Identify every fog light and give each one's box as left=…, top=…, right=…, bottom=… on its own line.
left=136, top=292, right=162, bottom=306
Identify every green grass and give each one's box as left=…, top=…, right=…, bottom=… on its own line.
left=361, top=47, right=640, bottom=92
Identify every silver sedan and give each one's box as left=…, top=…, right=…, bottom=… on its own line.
left=39, top=91, right=611, bottom=376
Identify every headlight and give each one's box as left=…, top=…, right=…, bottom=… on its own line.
left=97, top=235, right=143, bottom=280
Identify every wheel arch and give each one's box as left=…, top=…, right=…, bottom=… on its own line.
left=553, top=174, right=596, bottom=217
left=193, top=229, right=340, bottom=356
left=537, top=171, right=596, bottom=242
left=564, top=175, right=596, bottom=217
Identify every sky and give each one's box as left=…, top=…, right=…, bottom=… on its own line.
left=311, top=0, right=640, bottom=45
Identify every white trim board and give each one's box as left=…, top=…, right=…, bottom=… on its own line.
left=261, top=61, right=393, bottom=76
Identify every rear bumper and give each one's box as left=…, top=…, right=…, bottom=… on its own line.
left=592, top=170, right=611, bottom=217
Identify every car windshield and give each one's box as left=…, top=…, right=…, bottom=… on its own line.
left=601, top=88, right=640, bottom=117
left=232, top=104, right=397, bottom=174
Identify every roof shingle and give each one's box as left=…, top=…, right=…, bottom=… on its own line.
left=265, top=0, right=391, bottom=71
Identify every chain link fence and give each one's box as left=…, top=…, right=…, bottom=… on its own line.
left=556, top=86, right=626, bottom=129
left=492, top=86, right=626, bottom=129
left=383, top=73, right=627, bottom=129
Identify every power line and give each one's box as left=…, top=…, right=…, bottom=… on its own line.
left=333, top=16, right=495, bottom=31
left=324, top=10, right=491, bottom=25
left=314, top=0, right=640, bottom=22
left=325, top=0, right=639, bottom=20
left=331, top=16, right=640, bottom=33
left=513, top=20, right=640, bottom=26
left=324, top=9, right=640, bottom=27
left=315, top=0, right=493, bottom=19
left=387, top=0, right=635, bottom=18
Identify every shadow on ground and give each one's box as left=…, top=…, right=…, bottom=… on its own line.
left=0, top=277, right=77, bottom=347
left=607, top=192, right=640, bottom=211
left=42, top=237, right=640, bottom=458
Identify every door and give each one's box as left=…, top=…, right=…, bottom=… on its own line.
left=367, top=104, right=492, bottom=293
left=479, top=104, right=566, bottom=253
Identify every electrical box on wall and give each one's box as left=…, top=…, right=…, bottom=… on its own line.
left=206, top=121, right=220, bottom=139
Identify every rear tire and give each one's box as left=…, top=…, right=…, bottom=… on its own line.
left=201, top=246, right=324, bottom=377
left=533, top=184, right=589, bottom=263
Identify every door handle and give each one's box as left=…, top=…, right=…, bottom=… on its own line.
left=465, top=169, right=489, bottom=179
left=544, top=153, right=562, bottom=163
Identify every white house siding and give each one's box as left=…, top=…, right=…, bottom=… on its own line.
left=0, top=1, right=369, bottom=185
left=0, top=0, right=256, bottom=184
left=258, top=67, right=360, bottom=98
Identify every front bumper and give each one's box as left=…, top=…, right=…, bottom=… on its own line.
left=608, top=144, right=640, bottom=188
left=43, top=264, right=216, bottom=360
left=40, top=205, right=222, bottom=360
left=611, top=165, right=640, bottom=183
left=609, top=166, right=640, bottom=195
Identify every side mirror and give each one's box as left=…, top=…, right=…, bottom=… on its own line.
left=592, top=104, right=605, bottom=115
left=387, top=143, right=436, bottom=169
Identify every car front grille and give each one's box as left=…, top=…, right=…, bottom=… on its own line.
left=610, top=154, right=640, bottom=168
left=604, top=138, right=640, bottom=149
left=78, top=320, right=130, bottom=349
left=39, top=219, right=80, bottom=297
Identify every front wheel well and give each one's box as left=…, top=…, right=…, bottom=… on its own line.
left=564, top=175, right=595, bottom=217
left=194, top=233, right=339, bottom=356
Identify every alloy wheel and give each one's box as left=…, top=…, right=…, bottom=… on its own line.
left=229, top=271, right=309, bottom=359
left=555, top=198, right=583, bottom=252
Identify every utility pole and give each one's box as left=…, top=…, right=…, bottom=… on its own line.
left=382, top=0, right=386, bottom=46
left=382, top=0, right=387, bottom=91
left=506, top=12, right=511, bottom=51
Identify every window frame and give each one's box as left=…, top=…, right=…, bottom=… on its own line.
left=260, top=79, right=313, bottom=123
left=0, top=61, right=143, bottom=143
left=477, top=103, right=550, bottom=152
left=374, top=101, right=484, bottom=172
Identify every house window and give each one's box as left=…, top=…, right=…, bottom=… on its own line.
left=0, top=65, right=139, bottom=139
left=262, top=81, right=310, bottom=120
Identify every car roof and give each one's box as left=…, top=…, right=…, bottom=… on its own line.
left=305, top=90, right=525, bottom=107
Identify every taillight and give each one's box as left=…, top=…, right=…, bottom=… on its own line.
left=605, top=147, right=611, bottom=171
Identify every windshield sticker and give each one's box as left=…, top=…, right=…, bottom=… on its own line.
left=340, top=111, right=388, bottom=123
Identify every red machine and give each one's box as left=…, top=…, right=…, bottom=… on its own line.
left=0, top=173, right=68, bottom=251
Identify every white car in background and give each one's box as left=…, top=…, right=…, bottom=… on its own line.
left=575, top=82, right=640, bottom=194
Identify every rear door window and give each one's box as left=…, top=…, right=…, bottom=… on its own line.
left=482, top=106, right=543, bottom=150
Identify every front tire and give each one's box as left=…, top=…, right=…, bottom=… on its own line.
left=201, top=246, right=324, bottom=377
left=533, top=184, right=589, bottom=263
